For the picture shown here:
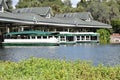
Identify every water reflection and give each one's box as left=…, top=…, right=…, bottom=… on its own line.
left=0, top=44, right=120, bottom=66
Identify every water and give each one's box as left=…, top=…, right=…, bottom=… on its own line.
left=0, top=43, right=120, bottom=66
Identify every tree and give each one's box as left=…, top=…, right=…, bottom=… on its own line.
left=51, top=4, right=61, bottom=14
left=106, top=0, right=120, bottom=20
left=111, top=19, right=120, bottom=33
left=77, top=0, right=88, bottom=8
left=16, top=0, right=41, bottom=8
left=62, top=0, right=72, bottom=7
left=97, top=29, right=110, bottom=44
left=116, top=0, right=120, bottom=10
left=77, top=0, right=120, bottom=25
left=16, top=0, right=64, bottom=14
left=71, top=6, right=85, bottom=12
left=77, top=0, right=95, bottom=8
left=86, top=2, right=110, bottom=24
left=61, top=6, right=72, bottom=13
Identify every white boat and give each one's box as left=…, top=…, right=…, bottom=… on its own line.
left=2, top=31, right=100, bottom=47
left=2, top=31, right=59, bottom=47
left=58, top=32, right=99, bottom=44
left=74, top=32, right=100, bottom=43
left=58, top=32, right=76, bottom=44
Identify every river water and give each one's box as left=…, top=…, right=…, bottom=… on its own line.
left=0, top=43, right=120, bottom=66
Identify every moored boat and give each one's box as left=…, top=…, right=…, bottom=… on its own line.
left=74, top=32, right=99, bottom=43
left=58, top=32, right=76, bottom=44
left=2, top=31, right=100, bottom=47
left=57, top=32, right=99, bottom=44
left=2, top=31, right=59, bottom=47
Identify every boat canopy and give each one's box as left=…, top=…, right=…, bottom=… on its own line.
left=4, top=31, right=99, bottom=36
left=58, top=34, right=99, bottom=36
left=58, top=32, right=99, bottom=36
left=4, top=31, right=59, bottom=36
left=75, top=33, right=99, bottom=36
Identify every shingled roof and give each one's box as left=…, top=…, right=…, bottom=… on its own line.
left=0, top=12, right=112, bottom=28
left=39, top=17, right=111, bottom=28
left=0, top=6, right=112, bottom=28
left=0, top=12, right=44, bottom=24
left=55, top=12, right=93, bottom=20
left=54, top=12, right=111, bottom=28
left=12, top=7, right=53, bottom=16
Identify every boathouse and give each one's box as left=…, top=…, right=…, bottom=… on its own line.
left=0, top=0, right=112, bottom=34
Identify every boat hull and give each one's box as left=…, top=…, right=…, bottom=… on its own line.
left=2, top=42, right=59, bottom=47
left=60, top=42, right=76, bottom=45
left=2, top=38, right=59, bottom=47
left=76, top=40, right=99, bottom=43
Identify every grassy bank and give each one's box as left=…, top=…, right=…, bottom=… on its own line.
left=0, top=58, right=120, bottom=80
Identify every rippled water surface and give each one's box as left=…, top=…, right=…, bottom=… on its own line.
left=0, top=44, right=120, bottom=66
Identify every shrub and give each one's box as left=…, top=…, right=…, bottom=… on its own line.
left=0, top=58, right=120, bottom=80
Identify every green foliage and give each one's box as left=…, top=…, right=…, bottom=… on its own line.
left=62, top=0, right=72, bottom=7
left=107, top=0, right=120, bottom=20
left=0, top=58, right=120, bottom=80
left=97, top=29, right=110, bottom=44
left=111, top=19, right=120, bottom=33
left=86, top=2, right=110, bottom=23
left=77, top=0, right=90, bottom=8
left=16, top=0, right=64, bottom=14
left=77, top=0, right=120, bottom=24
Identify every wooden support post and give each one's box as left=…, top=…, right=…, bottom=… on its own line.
left=21, top=26, right=24, bottom=31
left=89, top=36, right=90, bottom=40
left=65, top=36, right=66, bottom=42
left=6, top=27, right=10, bottom=33
left=85, top=36, right=86, bottom=41
left=74, top=36, right=77, bottom=42
left=67, top=28, right=70, bottom=32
